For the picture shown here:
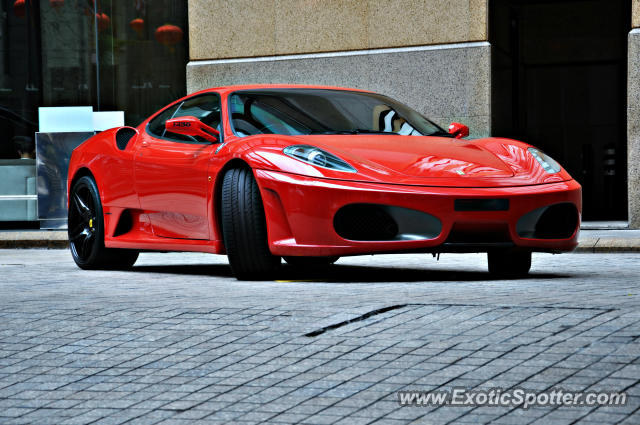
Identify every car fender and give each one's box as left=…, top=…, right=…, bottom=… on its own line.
left=68, top=127, right=141, bottom=209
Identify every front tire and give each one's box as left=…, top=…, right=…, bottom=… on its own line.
left=487, top=250, right=532, bottom=277
left=221, top=167, right=280, bottom=280
left=68, top=176, right=138, bottom=270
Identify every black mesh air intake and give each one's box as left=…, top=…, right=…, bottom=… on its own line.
left=517, top=203, right=579, bottom=239
left=534, top=203, right=579, bottom=239
left=334, top=204, right=399, bottom=241
left=115, top=128, right=137, bottom=151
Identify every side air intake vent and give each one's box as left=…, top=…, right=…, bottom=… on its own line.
left=333, top=203, right=441, bottom=241
left=113, top=209, right=134, bottom=237
left=516, top=203, right=579, bottom=239
left=115, top=127, right=137, bottom=151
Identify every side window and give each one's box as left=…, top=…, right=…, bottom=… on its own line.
left=147, top=103, right=181, bottom=138
left=165, top=94, right=222, bottom=143
left=146, top=94, right=222, bottom=143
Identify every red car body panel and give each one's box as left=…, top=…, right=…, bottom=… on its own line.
left=67, top=84, right=582, bottom=257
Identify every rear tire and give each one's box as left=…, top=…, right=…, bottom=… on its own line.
left=283, top=256, right=340, bottom=267
left=68, top=176, right=139, bottom=270
left=487, top=250, right=532, bottom=277
left=221, top=167, right=281, bottom=280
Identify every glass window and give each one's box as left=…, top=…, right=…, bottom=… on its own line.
left=229, top=89, right=449, bottom=138
left=0, top=0, right=188, bottom=225
left=147, top=102, right=181, bottom=138
left=96, top=0, right=189, bottom=126
left=173, top=95, right=221, bottom=130
left=148, top=94, right=221, bottom=144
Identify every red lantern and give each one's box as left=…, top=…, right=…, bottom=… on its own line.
left=96, top=12, right=110, bottom=32
left=14, top=0, right=25, bottom=18
left=49, top=0, right=64, bottom=11
left=155, top=24, right=183, bottom=49
left=129, top=18, right=144, bottom=37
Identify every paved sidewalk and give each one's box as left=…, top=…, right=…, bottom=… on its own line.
left=0, top=250, right=639, bottom=424
left=578, top=229, right=640, bottom=252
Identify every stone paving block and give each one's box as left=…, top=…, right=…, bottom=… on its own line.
left=0, top=250, right=639, bottom=424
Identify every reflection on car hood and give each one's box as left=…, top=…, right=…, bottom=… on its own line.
left=298, top=135, right=515, bottom=178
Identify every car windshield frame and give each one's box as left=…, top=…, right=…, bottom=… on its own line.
left=227, top=88, right=451, bottom=139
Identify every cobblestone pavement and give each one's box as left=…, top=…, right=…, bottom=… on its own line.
left=0, top=249, right=639, bottom=424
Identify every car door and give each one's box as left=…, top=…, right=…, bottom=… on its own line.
left=134, top=94, right=222, bottom=240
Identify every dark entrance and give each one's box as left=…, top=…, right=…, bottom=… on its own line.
left=490, top=0, right=631, bottom=220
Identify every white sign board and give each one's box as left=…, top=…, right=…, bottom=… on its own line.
left=39, top=107, right=125, bottom=132
left=93, top=111, right=125, bottom=131
left=38, top=106, right=94, bottom=133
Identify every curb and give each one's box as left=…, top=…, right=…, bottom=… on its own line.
left=0, top=231, right=68, bottom=249
left=574, top=238, right=640, bottom=253
left=0, top=240, right=69, bottom=249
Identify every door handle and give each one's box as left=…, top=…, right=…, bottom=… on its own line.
left=141, top=141, right=149, bottom=147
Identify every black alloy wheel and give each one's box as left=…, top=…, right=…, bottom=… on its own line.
left=68, top=176, right=138, bottom=270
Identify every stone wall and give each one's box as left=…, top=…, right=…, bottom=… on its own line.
left=188, top=0, right=487, bottom=60
left=186, top=0, right=491, bottom=137
left=187, top=0, right=640, bottom=226
left=187, top=43, right=491, bottom=137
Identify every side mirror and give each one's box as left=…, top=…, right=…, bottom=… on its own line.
left=165, top=116, right=220, bottom=143
left=448, top=122, right=469, bottom=139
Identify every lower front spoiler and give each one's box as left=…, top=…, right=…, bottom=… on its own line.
left=255, top=170, right=582, bottom=257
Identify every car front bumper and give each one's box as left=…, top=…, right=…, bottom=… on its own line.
left=255, top=169, right=582, bottom=257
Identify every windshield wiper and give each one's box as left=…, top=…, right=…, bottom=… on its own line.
left=308, top=129, right=399, bottom=135
left=428, top=130, right=454, bottom=137
left=308, top=130, right=355, bottom=135
left=351, top=129, right=398, bottom=134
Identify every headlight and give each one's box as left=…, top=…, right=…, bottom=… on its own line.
left=283, top=145, right=356, bottom=173
left=528, top=148, right=561, bottom=174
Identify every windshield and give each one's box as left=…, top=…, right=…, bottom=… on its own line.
left=229, top=89, right=449, bottom=137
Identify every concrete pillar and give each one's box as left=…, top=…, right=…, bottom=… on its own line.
left=628, top=28, right=640, bottom=228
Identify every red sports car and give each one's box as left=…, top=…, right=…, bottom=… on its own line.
left=67, top=84, right=581, bottom=279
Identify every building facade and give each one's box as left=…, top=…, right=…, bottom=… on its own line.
left=186, top=0, right=639, bottom=227
left=0, top=0, right=188, bottom=225
left=1, top=0, right=637, bottom=228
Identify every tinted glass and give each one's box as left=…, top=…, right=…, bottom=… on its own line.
left=0, top=0, right=189, bottom=160
left=96, top=0, right=189, bottom=126
left=173, top=95, right=221, bottom=129
left=0, top=0, right=188, bottom=225
left=148, top=94, right=221, bottom=143
left=229, top=89, right=448, bottom=137
left=167, top=95, right=221, bottom=143
left=147, top=103, right=181, bottom=137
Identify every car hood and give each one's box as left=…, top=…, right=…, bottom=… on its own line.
left=302, top=135, right=515, bottom=179
left=238, top=134, right=573, bottom=187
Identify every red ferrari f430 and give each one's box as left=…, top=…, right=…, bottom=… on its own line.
left=67, top=85, right=581, bottom=279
